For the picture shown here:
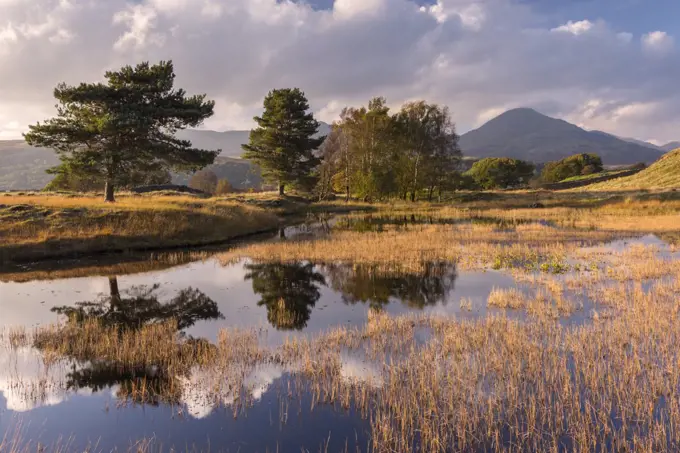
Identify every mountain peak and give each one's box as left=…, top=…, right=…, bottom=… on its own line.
left=459, top=108, right=664, bottom=165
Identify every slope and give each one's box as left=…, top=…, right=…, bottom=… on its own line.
left=585, top=148, right=680, bottom=191
left=459, top=108, right=664, bottom=165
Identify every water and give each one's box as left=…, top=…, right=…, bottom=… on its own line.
left=0, top=218, right=671, bottom=451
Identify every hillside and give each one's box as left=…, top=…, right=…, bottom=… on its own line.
left=459, top=108, right=665, bottom=165
left=585, top=148, right=680, bottom=191
left=0, top=140, right=262, bottom=191
left=176, top=122, right=331, bottom=158
left=0, top=141, right=60, bottom=190
left=662, top=142, right=680, bottom=152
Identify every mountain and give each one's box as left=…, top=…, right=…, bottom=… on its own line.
left=661, top=142, right=680, bottom=152
left=617, top=136, right=665, bottom=151
left=177, top=122, right=331, bottom=158
left=0, top=123, right=331, bottom=191
left=0, top=141, right=60, bottom=190
left=459, top=108, right=665, bottom=165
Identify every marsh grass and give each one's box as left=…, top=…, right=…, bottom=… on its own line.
left=4, top=253, right=680, bottom=452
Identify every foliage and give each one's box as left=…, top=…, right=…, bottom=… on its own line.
left=466, top=157, right=535, bottom=189
left=244, top=262, right=326, bottom=330
left=215, top=179, right=233, bottom=195
left=24, top=60, right=218, bottom=201
left=189, top=170, right=218, bottom=194
left=45, top=163, right=171, bottom=192
left=541, top=153, right=603, bottom=183
left=242, top=88, right=325, bottom=195
left=319, top=98, right=461, bottom=201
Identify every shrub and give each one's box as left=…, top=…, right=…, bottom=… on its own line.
left=541, top=153, right=603, bottom=183
left=215, top=179, right=233, bottom=195
left=466, top=157, right=535, bottom=189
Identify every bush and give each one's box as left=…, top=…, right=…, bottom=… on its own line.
left=215, top=179, right=233, bottom=195
left=189, top=170, right=218, bottom=194
left=541, top=153, right=603, bottom=183
left=466, top=157, right=535, bottom=189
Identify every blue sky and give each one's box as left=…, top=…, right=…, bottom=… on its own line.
left=0, top=0, right=678, bottom=142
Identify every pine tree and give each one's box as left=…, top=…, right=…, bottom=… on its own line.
left=24, top=61, right=218, bottom=202
left=242, top=88, right=325, bottom=196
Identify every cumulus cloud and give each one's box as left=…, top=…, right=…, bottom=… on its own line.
left=642, top=30, right=674, bottom=54
left=551, top=19, right=594, bottom=35
left=0, top=0, right=678, bottom=143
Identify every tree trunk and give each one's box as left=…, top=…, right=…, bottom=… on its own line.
left=428, top=186, right=434, bottom=202
left=109, top=277, right=121, bottom=310
left=410, top=191, right=416, bottom=202
left=104, top=180, right=115, bottom=202
left=279, top=184, right=285, bottom=196
left=279, top=228, right=286, bottom=239
left=438, top=187, right=443, bottom=203
left=345, top=185, right=350, bottom=203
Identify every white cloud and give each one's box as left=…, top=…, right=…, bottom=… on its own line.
left=551, top=19, right=594, bottom=36
left=0, top=0, right=678, bottom=143
left=642, top=30, right=674, bottom=54
left=423, top=1, right=487, bottom=30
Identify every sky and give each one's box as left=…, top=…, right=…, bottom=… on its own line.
left=0, top=0, right=678, bottom=144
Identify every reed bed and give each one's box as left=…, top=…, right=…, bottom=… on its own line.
left=3, top=263, right=680, bottom=452
left=221, top=223, right=628, bottom=273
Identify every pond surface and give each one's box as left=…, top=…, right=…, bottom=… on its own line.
left=0, top=217, right=670, bottom=452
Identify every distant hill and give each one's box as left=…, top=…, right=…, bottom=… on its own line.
left=177, top=122, right=331, bottom=158
left=459, top=108, right=665, bottom=165
left=0, top=123, right=331, bottom=191
left=586, top=148, right=680, bottom=191
left=0, top=141, right=60, bottom=190
left=661, top=141, right=680, bottom=152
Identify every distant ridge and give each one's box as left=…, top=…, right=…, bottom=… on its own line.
left=459, top=108, right=665, bottom=165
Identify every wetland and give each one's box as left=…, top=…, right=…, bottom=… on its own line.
left=2, top=208, right=680, bottom=452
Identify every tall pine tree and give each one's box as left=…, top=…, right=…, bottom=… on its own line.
left=242, top=88, right=324, bottom=195
left=24, top=61, right=218, bottom=202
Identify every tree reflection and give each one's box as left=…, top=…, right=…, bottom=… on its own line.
left=244, top=262, right=326, bottom=330
left=43, top=277, right=223, bottom=405
left=52, top=277, right=223, bottom=331
left=324, top=262, right=457, bottom=310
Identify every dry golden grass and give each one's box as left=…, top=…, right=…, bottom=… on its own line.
left=221, top=223, right=624, bottom=273
left=0, top=193, right=281, bottom=264
left=4, top=265, right=680, bottom=452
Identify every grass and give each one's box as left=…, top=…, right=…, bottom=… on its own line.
left=560, top=169, right=632, bottom=183
left=0, top=191, right=374, bottom=265
left=585, top=148, right=680, bottom=191
left=3, top=203, right=680, bottom=451
left=4, top=260, right=680, bottom=451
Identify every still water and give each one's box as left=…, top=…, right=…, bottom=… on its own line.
left=0, top=218, right=667, bottom=452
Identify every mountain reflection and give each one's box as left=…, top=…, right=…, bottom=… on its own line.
left=324, top=262, right=457, bottom=310
left=52, top=277, right=224, bottom=331
left=244, top=262, right=326, bottom=331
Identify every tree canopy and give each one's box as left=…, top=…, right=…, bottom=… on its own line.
left=317, top=98, right=461, bottom=202
left=24, top=60, right=218, bottom=201
left=242, top=88, right=325, bottom=195
left=540, top=153, right=604, bottom=183
left=466, top=157, right=535, bottom=189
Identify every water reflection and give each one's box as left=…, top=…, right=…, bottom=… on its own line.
left=52, top=277, right=224, bottom=331
left=25, top=278, right=225, bottom=408
left=324, top=262, right=458, bottom=310
left=244, top=262, right=326, bottom=330
left=334, top=214, right=542, bottom=232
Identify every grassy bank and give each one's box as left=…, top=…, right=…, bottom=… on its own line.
left=0, top=191, right=373, bottom=265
